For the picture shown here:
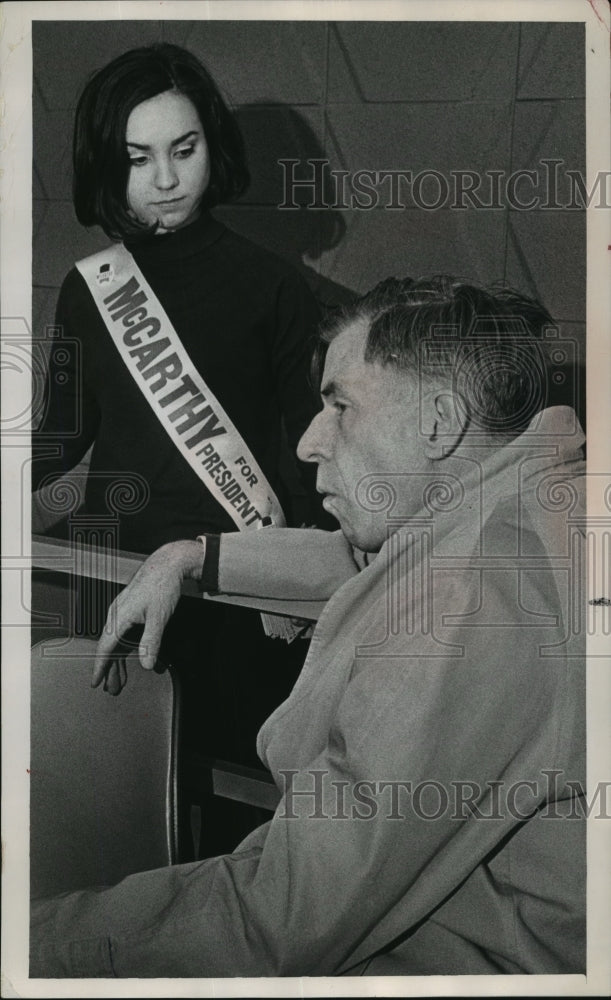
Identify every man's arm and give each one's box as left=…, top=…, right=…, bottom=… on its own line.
left=93, top=530, right=360, bottom=689
left=218, top=528, right=361, bottom=598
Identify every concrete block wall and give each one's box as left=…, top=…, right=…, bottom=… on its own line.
left=34, top=19, right=585, bottom=323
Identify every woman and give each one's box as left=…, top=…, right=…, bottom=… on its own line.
left=33, top=42, right=322, bottom=550
left=32, top=43, right=327, bottom=855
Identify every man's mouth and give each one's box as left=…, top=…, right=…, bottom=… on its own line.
left=318, top=488, right=340, bottom=513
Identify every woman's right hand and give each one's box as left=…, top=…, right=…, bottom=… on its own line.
left=93, top=539, right=205, bottom=693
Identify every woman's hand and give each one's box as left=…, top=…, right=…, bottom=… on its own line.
left=92, top=539, right=205, bottom=693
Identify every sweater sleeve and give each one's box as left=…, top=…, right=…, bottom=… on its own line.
left=31, top=272, right=100, bottom=492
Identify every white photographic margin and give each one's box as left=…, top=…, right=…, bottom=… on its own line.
left=1, top=1, right=610, bottom=997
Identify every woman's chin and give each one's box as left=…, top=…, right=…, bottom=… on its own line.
left=153, top=208, right=199, bottom=234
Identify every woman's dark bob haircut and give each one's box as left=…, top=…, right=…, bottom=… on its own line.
left=73, top=43, right=250, bottom=240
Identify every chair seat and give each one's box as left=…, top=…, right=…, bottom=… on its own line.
left=30, top=636, right=179, bottom=899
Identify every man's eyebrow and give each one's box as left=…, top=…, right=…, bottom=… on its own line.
left=126, top=130, right=200, bottom=151
left=321, top=379, right=351, bottom=399
left=320, top=379, right=337, bottom=398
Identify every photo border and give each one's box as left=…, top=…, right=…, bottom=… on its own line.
left=2, top=1, right=609, bottom=996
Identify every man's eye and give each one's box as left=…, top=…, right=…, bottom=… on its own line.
left=333, top=401, right=347, bottom=414
left=175, top=145, right=195, bottom=159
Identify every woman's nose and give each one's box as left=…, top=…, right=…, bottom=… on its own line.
left=154, top=157, right=179, bottom=190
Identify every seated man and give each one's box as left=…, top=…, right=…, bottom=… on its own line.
left=31, top=275, right=586, bottom=977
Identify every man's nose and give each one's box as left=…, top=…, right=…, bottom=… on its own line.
left=297, top=408, right=331, bottom=464
left=154, top=156, right=179, bottom=189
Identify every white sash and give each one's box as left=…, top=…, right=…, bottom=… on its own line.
left=76, top=244, right=285, bottom=530
left=77, top=244, right=301, bottom=640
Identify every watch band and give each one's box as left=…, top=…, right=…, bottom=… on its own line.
left=196, top=533, right=221, bottom=594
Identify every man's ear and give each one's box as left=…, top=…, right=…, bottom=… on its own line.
left=422, top=389, right=468, bottom=460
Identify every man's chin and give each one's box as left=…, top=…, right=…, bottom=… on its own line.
left=321, top=498, right=383, bottom=552
left=336, top=520, right=383, bottom=555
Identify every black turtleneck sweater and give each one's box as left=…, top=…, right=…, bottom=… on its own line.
left=33, top=213, right=323, bottom=553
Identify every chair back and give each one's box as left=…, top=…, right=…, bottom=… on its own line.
left=30, top=636, right=179, bottom=898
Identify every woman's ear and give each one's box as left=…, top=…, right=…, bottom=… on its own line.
left=422, top=390, right=469, bottom=460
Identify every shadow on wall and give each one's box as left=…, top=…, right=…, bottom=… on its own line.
left=215, top=103, right=357, bottom=310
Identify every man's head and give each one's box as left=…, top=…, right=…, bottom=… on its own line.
left=298, top=275, right=554, bottom=552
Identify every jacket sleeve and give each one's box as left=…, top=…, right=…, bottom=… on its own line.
left=218, top=528, right=362, bottom=600
left=29, top=569, right=579, bottom=977
left=31, top=271, right=100, bottom=492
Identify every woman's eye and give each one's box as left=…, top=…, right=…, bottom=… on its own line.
left=333, top=401, right=347, bottom=415
left=175, top=145, right=195, bottom=159
left=129, top=156, right=148, bottom=167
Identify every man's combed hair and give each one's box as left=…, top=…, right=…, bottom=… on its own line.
left=73, top=43, right=250, bottom=240
left=319, top=275, right=556, bottom=437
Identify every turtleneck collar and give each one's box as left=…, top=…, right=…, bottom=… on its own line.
left=123, top=210, right=225, bottom=264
